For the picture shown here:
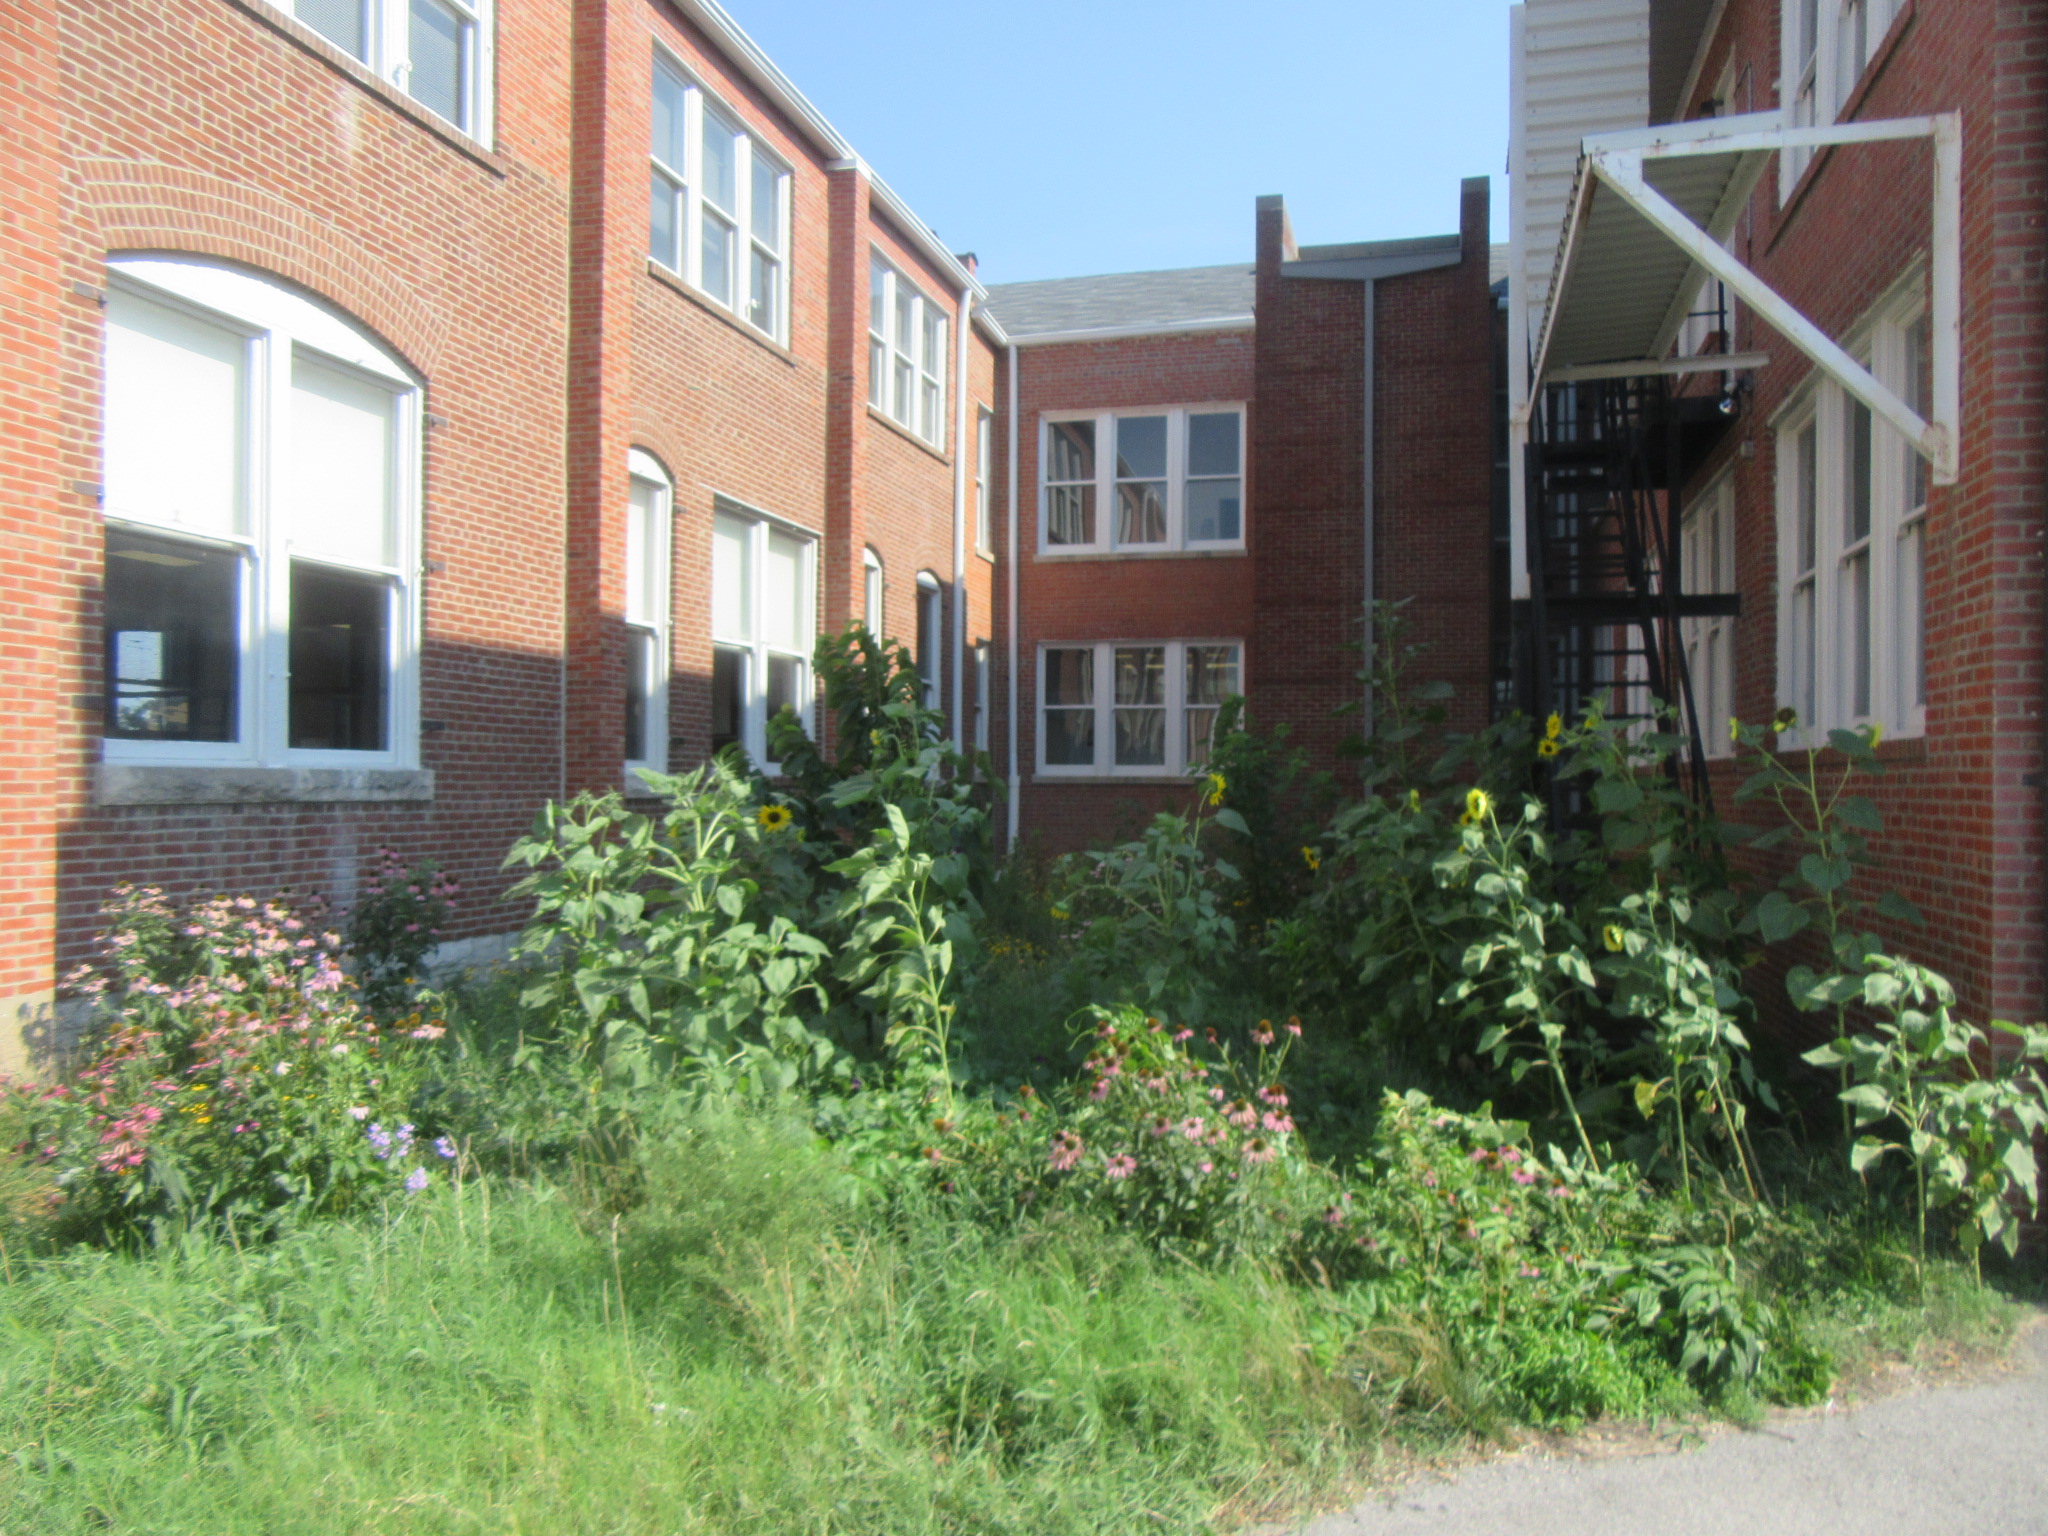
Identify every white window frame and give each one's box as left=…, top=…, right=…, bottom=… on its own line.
left=1773, top=279, right=1928, bottom=745
left=101, top=256, right=422, bottom=773
left=915, top=572, right=944, bottom=712
left=862, top=545, right=885, bottom=639
left=975, top=407, right=994, bottom=555
left=1681, top=475, right=1736, bottom=759
left=1035, top=640, right=1243, bottom=778
left=868, top=254, right=948, bottom=447
left=711, top=504, right=816, bottom=772
left=624, top=450, right=672, bottom=785
left=1037, top=406, right=1246, bottom=555
left=1779, top=0, right=1907, bottom=198
left=649, top=51, right=792, bottom=344
left=287, top=0, right=495, bottom=144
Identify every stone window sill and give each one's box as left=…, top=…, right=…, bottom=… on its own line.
left=94, top=765, right=435, bottom=807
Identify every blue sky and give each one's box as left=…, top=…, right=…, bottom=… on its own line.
left=725, top=0, right=1510, bottom=287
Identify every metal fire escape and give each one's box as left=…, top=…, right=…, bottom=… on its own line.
left=1522, top=372, right=1741, bottom=803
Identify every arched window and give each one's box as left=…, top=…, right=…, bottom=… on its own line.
left=101, top=257, right=421, bottom=769
left=625, top=450, right=672, bottom=780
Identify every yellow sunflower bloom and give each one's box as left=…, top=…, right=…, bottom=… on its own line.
left=1205, top=773, right=1227, bottom=808
left=1536, top=738, right=1560, bottom=759
left=1544, top=712, right=1562, bottom=740
left=1458, top=787, right=1492, bottom=826
left=1603, top=924, right=1626, bottom=953
left=757, top=804, right=794, bottom=833
left=1301, top=846, right=1321, bottom=872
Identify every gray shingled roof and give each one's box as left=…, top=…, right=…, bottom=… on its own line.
left=982, top=263, right=1255, bottom=340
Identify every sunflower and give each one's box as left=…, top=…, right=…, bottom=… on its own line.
left=1544, top=712, right=1563, bottom=740
left=1458, top=787, right=1492, bottom=827
left=1301, top=846, right=1321, bottom=873
left=756, top=803, right=794, bottom=833
left=1205, top=773, right=1227, bottom=808
left=1603, top=924, right=1626, bottom=953
left=1536, top=737, right=1561, bottom=759
left=1407, top=788, right=1422, bottom=813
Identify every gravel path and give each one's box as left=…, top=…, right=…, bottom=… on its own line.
left=1297, top=1325, right=2048, bottom=1536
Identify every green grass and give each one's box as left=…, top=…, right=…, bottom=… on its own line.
left=0, top=1113, right=1391, bottom=1535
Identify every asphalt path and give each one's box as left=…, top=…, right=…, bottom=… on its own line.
left=1297, top=1325, right=2048, bottom=1536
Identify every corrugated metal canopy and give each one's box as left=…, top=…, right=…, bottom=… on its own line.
left=1536, top=117, right=1771, bottom=377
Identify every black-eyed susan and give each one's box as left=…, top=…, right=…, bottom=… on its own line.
left=756, top=803, right=794, bottom=833
left=1602, top=924, right=1626, bottom=953
left=1301, top=845, right=1321, bottom=873
left=1458, top=787, right=1492, bottom=827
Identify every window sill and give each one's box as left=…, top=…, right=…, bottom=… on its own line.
left=229, top=1, right=504, bottom=176
left=866, top=405, right=951, bottom=465
left=1035, top=546, right=1247, bottom=562
left=94, top=764, right=435, bottom=807
left=1031, top=773, right=1195, bottom=787
left=644, top=261, right=798, bottom=366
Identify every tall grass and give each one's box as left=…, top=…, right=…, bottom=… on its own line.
left=0, top=1112, right=1382, bottom=1535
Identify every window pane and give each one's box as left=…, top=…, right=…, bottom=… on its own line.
left=868, top=335, right=888, bottom=409
left=295, top=0, right=366, bottom=59
left=921, top=379, right=940, bottom=442
left=1047, top=486, right=1095, bottom=547
left=407, top=0, right=466, bottom=126
left=916, top=583, right=942, bottom=698
left=1113, top=646, right=1165, bottom=767
left=869, top=261, right=888, bottom=338
left=1045, top=708, right=1094, bottom=766
left=1044, top=648, right=1093, bottom=707
left=288, top=352, right=398, bottom=569
left=1904, top=316, right=1930, bottom=510
left=701, top=210, right=734, bottom=304
left=1047, top=420, right=1094, bottom=481
left=288, top=563, right=388, bottom=751
left=1185, top=645, right=1239, bottom=704
left=974, top=644, right=990, bottom=751
left=864, top=555, right=883, bottom=636
left=750, top=157, right=780, bottom=248
left=1188, top=412, right=1240, bottom=476
left=766, top=653, right=803, bottom=721
left=624, top=625, right=654, bottom=761
left=1115, top=482, right=1166, bottom=544
left=104, top=287, right=247, bottom=538
left=712, top=512, right=751, bottom=640
left=1114, top=416, right=1167, bottom=480
left=1793, top=580, right=1816, bottom=727
left=651, top=65, right=686, bottom=169
left=625, top=479, right=661, bottom=625
left=895, top=287, right=914, bottom=351
left=748, top=249, right=778, bottom=334
left=893, top=358, right=913, bottom=424
left=1901, top=522, right=1925, bottom=709
left=1044, top=648, right=1095, bottom=767
left=1846, top=398, right=1872, bottom=544
left=762, top=528, right=806, bottom=654
left=712, top=643, right=746, bottom=753
left=650, top=165, right=679, bottom=267
left=701, top=113, right=737, bottom=214
left=104, top=527, right=240, bottom=742
left=1844, top=551, right=1871, bottom=717
left=1186, top=479, right=1241, bottom=542
left=1795, top=425, right=1818, bottom=573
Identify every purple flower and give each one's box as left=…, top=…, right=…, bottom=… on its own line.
left=405, top=1167, right=429, bottom=1193
left=434, top=1136, right=457, bottom=1160
left=366, top=1123, right=393, bottom=1158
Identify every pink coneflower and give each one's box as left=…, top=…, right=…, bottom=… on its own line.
left=1323, top=1205, right=1347, bottom=1226
left=1227, top=1099, right=1256, bottom=1127
left=1088, top=1078, right=1112, bottom=1102
left=1172, top=1028, right=1194, bottom=1043
left=1048, top=1130, right=1085, bottom=1172
left=1512, top=1169, right=1539, bottom=1186
left=1251, top=1021, right=1276, bottom=1048
left=1261, top=1111, right=1294, bottom=1135
left=1178, top=1116, right=1207, bottom=1141
left=1148, top=1117, right=1173, bottom=1139
left=1257, top=1084, right=1288, bottom=1107
left=1198, top=1160, right=1214, bottom=1174
left=1103, top=1153, right=1137, bottom=1180
left=1242, top=1137, right=1278, bottom=1165
left=1285, top=1018, right=1302, bottom=1037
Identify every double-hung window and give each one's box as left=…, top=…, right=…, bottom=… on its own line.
left=973, top=642, right=991, bottom=752
left=1039, top=408, right=1244, bottom=554
left=1780, top=0, right=1907, bottom=197
left=624, top=452, right=672, bottom=780
left=711, top=506, right=814, bottom=768
left=1680, top=477, right=1736, bottom=758
left=650, top=55, right=791, bottom=342
left=915, top=573, right=944, bottom=711
left=868, top=257, right=947, bottom=447
left=1774, top=287, right=1929, bottom=742
left=291, top=0, right=492, bottom=140
left=1037, top=642, right=1240, bottom=776
left=101, top=257, right=420, bottom=771
left=975, top=408, right=994, bottom=554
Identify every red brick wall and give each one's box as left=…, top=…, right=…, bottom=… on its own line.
left=1675, top=0, right=2047, bottom=1028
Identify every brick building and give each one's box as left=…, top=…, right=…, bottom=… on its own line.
left=983, top=181, right=1496, bottom=852
left=0, top=0, right=1497, bottom=1071
left=1506, top=0, right=2048, bottom=1026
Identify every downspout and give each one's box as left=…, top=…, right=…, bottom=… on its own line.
left=1361, top=278, right=1377, bottom=734
left=952, top=286, right=972, bottom=751
left=1005, top=342, right=1020, bottom=849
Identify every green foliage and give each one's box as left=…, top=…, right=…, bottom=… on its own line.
left=6, top=886, right=442, bottom=1242
left=343, top=848, right=460, bottom=1011
left=1200, top=698, right=1332, bottom=941
left=1803, top=954, right=2048, bottom=1267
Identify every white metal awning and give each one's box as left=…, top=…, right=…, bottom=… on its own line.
left=1524, top=108, right=1961, bottom=486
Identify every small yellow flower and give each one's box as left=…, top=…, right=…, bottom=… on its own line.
left=1603, top=924, right=1626, bottom=953
left=1407, top=789, right=1422, bottom=812
left=1205, top=773, right=1227, bottom=808
left=756, top=803, right=794, bottom=833
left=1536, top=738, right=1561, bottom=759
left=1458, top=787, right=1492, bottom=826
left=1544, top=712, right=1562, bottom=741
left=1868, top=721, right=1884, bottom=749
left=1301, top=846, right=1321, bottom=872
left=1728, top=715, right=1741, bottom=743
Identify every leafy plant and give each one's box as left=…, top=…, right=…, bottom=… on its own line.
left=345, top=848, right=460, bottom=1011
left=1802, top=953, right=2048, bottom=1272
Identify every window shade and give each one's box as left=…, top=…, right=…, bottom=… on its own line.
left=103, top=289, right=247, bottom=538
left=712, top=512, right=751, bottom=640
left=287, top=351, right=396, bottom=568
left=762, top=528, right=805, bottom=653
